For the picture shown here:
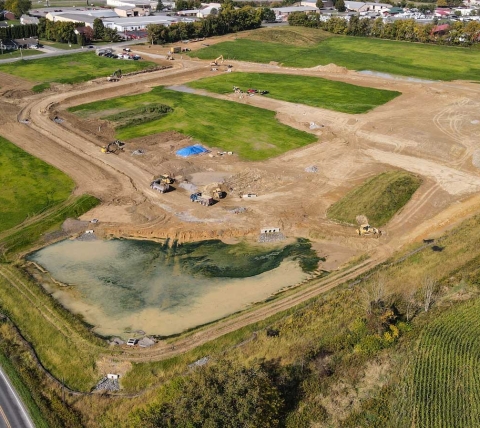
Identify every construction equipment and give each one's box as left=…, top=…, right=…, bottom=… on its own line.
left=357, top=224, right=382, bottom=237
left=166, top=54, right=174, bottom=60
left=101, top=140, right=125, bottom=154
left=190, top=192, right=213, bottom=206
left=170, top=46, right=181, bottom=54
left=213, top=187, right=225, bottom=199
left=152, top=174, right=175, bottom=185
left=107, top=69, right=122, bottom=82
left=150, top=180, right=170, bottom=193
left=210, top=55, right=224, bottom=66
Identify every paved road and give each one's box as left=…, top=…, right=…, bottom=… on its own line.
left=0, top=367, right=35, bottom=428
left=0, top=38, right=148, bottom=64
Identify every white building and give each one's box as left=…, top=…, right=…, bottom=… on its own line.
left=271, top=5, right=319, bottom=21
left=103, top=15, right=180, bottom=31
left=46, top=9, right=120, bottom=27
left=344, top=1, right=391, bottom=13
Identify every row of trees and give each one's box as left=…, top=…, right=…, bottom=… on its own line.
left=0, top=22, right=36, bottom=41
left=147, top=4, right=267, bottom=44
left=36, top=17, right=121, bottom=45
left=288, top=13, right=480, bottom=45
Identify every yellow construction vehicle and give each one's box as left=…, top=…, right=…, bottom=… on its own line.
left=210, top=55, right=224, bottom=66
left=152, top=174, right=175, bottom=184
left=107, top=69, right=122, bottom=82
left=101, top=140, right=125, bottom=154
left=213, top=187, right=225, bottom=199
left=357, top=224, right=382, bottom=237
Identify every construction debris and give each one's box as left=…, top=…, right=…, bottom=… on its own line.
left=228, top=206, right=247, bottom=214
left=188, top=356, right=209, bottom=370
left=138, top=337, right=155, bottom=348
left=305, top=165, right=318, bottom=173
left=93, top=377, right=120, bottom=392
left=53, top=116, right=64, bottom=124
left=131, top=149, right=145, bottom=156
left=258, top=232, right=285, bottom=243
left=309, top=122, right=324, bottom=129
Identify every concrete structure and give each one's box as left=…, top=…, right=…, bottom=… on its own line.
left=261, top=227, right=281, bottom=234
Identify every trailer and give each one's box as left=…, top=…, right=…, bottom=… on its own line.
left=150, top=180, right=170, bottom=193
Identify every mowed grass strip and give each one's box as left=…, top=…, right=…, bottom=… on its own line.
left=190, top=36, right=480, bottom=81
left=0, top=136, right=74, bottom=233
left=0, top=52, right=156, bottom=85
left=69, top=87, right=317, bottom=161
left=327, top=171, right=422, bottom=226
left=188, top=72, right=400, bottom=114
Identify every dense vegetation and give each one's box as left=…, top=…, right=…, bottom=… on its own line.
left=0, top=52, right=156, bottom=85
left=0, top=136, right=74, bottom=233
left=0, top=23, right=37, bottom=41
left=327, top=171, right=422, bottom=226
left=189, top=72, right=400, bottom=114
left=191, top=29, right=480, bottom=81
left=289, top=13, right=480, bottom=47
left=146, top=3, right=266, bottom=45
left=69, top=86, right=317, bottom=161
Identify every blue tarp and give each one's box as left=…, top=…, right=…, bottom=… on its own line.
left=176, top=145, right=209, bottom=158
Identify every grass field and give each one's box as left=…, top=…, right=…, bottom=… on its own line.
left=327, top=171, right=422, bottom=226
left=0, top=52, right=156, bottom=85
left=0, top=50, right=42, bottom=59
left=400, top=298, right=480, bottom=427
left=188, top=72, right=400, bottom=114
left=190, top=35, right=480, bottom=81
left=0, top=136, right=74, bottom=233
left=69, top=86, right=317, bottom=160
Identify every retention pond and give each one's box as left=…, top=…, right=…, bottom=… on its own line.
left=27, top=238, right=319, bottom=337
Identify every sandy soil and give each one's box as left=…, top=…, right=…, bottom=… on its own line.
left=2, top=38, right=480, bottom=359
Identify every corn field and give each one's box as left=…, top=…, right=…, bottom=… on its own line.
left=403, top=299, right=480, bottom=428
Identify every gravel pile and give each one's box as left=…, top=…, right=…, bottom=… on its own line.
left=93, top=377, right=119, bottom=392
left=258, top=232, right=285, bottom=243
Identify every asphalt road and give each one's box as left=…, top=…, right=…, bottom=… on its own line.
left=0, top=367, right=35, bottom=428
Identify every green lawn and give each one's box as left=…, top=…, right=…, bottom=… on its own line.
left=0, top=136, right=74, bottom=233
left=327, top=170, right=422, bottom=226
left=190, top=36, right=480, bottom=81
left=188, top=72, right=400, bottom=114
left=0, top=52, right=156, bottom=85
left=69, top=87, right=317, bottom=160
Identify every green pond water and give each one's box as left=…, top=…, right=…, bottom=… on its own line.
left=27, top=238, right=319, bottom=336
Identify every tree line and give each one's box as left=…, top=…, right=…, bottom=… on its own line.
left=36, top=17, right=121, bottom=46
left=288, top=13, right=480, bottom=45
left=147, top=3, right=268, bottom=44
left=0, top=23, right=37, bottom=41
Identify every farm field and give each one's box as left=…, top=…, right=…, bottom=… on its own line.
left=188, top=72, right=401, bottom=114
left=191, top=36, right=480, bottom=81
left=327, top=171, right=422, bottom=226
left=68, top=86, right=317, bottom=160
left=401, top=298, right=480, bottom=428
left=0, top=52, right=156, bottom=85
left=0, top=136, right=74, bottom=233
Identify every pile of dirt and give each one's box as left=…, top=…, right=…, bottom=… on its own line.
left=225, top=168, right=280, bottom=196
left=310, top=63, right=349, bottom=74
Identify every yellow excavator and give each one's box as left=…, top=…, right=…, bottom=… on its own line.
left=107, top=69, right=122, bottom=82
left=101, top=140, right=125, bottom=154
left=210, top=55, right=224, bottom=66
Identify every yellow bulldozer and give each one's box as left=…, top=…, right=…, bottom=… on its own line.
left=101, top=140, right=125, bottom=154
left=152, top=174, right=175, bottom=184
left=356, top=224, right=382, bottom=237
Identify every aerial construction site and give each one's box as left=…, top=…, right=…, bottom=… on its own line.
left=1, top=25, right=480, bottom=427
